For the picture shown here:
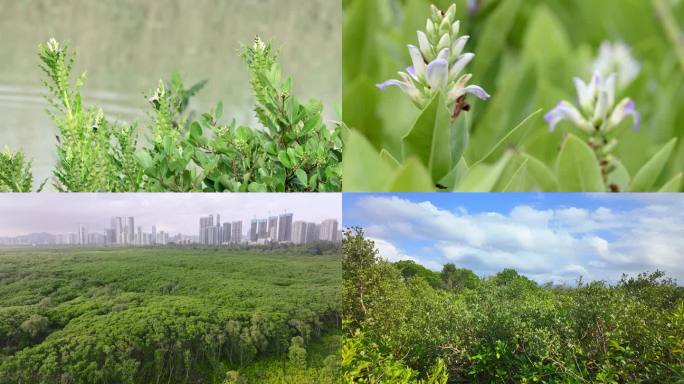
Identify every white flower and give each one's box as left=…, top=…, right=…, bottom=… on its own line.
left=593, top=41, right=640, bottom=89
left=46, top=38, right=62, bottom=54
left=545, top=72, right=640, bottom=133
left=376, top=3, right=489, bottom=109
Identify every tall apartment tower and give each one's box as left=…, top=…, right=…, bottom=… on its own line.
left=222, top=222, right=231, bottom=244
left=78, top=225, right=88, bottom=246
left=199, top=215, right=215, bottom=245
left=292, top=221, right=307, bottom=244
left=151, top=225, right=157, bottom=245
left=232, top=221, right=242, bottom=243
left=126, top=217, right=135, bottom=245
left=215, top=214, right=222, bottom=245
left=319, top=219, right=339, bottom=242
left=306, top=222, right=319, bottom=243
left=257, top=219, right=268, bottom=240
left=278, top=213, right=293, bottom=242
left=268, top=216, right=278, bottom=240
left=110, top=217, right=122, bottom=245
left=250, top=219, right=258, bottom=242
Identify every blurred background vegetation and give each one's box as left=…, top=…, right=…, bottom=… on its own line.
left=343, top=0, right=684, bottom=191
left=0, top=0, right=341, bottom=184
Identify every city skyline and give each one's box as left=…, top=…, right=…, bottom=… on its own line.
left=0, top=194, right=341, bottom=237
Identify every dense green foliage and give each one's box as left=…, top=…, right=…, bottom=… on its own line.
left=230, top=334, right=342, bottom=384
left=0, top=248, right=341, bottom=383
left=1, top=37, right=341, bottom=192
left=0, top=148, right=44, bottom=192
left=343, top=0, right=684, bottom=192
left=342, top=228, right=684, bottom=383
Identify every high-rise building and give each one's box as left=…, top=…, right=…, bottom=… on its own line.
left=232, top=221, right=242, bottom=243
left=278, top=213, right=293, bottom=242
left=319, top=219, right=339, bottom=242
left=151, top=225, right=157, bottom=245
left=110, top=217, right=122, bottom=245
left=292, top=221, right=307, bottom=244
left=257, top=219, right=268, bottom=240
left=78, top=225, right=88, bottom=246
left=250, top=219, right=258, bottom=242
left=199, top=215, right=215, bottom=245
left=268, top=216, right=278, bottom=241
left=216, top=214, right=222, bottom=245
left=306, top=222, right=319, bottom=243
left=126, top=217, right=135, bottom=245
left=222, top=222, right=231, bottom=244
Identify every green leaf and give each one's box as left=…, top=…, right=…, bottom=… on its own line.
left=247, top=182, right=267, bottom=192
left=472, top=109, right=543, bottom=167
left=189, top=121, right=202, bottom=140
left=135, top=150, right=153, bottom=170
left=278, top=151, right=292, bottom=168
left=628, top=138, right=678, bottom=192
left=450, top=111, right=469, bottom=170
left=402, top=92, right=453, bottom=183
left=215, top=101, right=224, bottom=120
left=343, top=130, right=395, bottom=192
left=659, top=173, right=683, bottom=192
left=472, top=0, right=524, bottom=82
left=456, top=152, right=512, bottom=192
left=343, top=78, right=384, bottom=148
left=607, top=158, right=631, bottom=193
left=389, top=158, right=435, bottom=192
left=438, top=157, right=469, bottom=191
left=520, top=153, right=559, bottom=192
left=380, top=149, right=401, bottom=169
left=295, top=168, right=308, bottom=187
left=495, top=157, right=530, bottom=192
left=557, top=134, right=605, bottom=192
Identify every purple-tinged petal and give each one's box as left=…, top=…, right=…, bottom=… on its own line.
left=604, top=73, right=617, bottom=108
left=436, top=33, right=450, bottom=51
left=450, top=53, right=475, bottom=80
left=406, top=66, right=417, bottom=80
left=464, top=85, right=491, bottom=100
left=574, top=77, right=591, bottom=111
left=451, top=35, right=470, bottom=58
left=408, top=45, right=427, bottom=79
left=545, top=101, right=590, bottom=132
left=608, top=99, right=640, bottom=131
left=376, top=79, right=403, bottom=90
left=451, top=20, right=461, bottom=36
left=417, top=31, right=432, bottom=59
left=426, top=58, right=449, bottom=89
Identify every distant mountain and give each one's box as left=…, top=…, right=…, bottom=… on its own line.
left=0, top=232, right=56, bottom=245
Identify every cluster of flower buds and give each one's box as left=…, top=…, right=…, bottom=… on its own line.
left=593, top=41, right=640, bottom=90
left=46, top=38, right=62, bottom=55
left=545, top=71, right=640, bottom=134
left=377, top=4, right=490, bottom=109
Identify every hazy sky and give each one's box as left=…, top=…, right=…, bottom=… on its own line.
left=344, top=193, right=684, bottom=284
left=0, top=193, right=341, bottom=236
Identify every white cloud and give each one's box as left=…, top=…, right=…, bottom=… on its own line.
left=351, top=195, right=684, bottom=283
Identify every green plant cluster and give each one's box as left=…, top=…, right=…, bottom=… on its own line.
left=0, top=248, right=341, bottom=383
left=0, top=37, right=341, bottom=192
left=342, top=0, right=684, bottom=192
left=0, top=148, right=44, bottom=192
left=342, top=229, right=684, bottom=383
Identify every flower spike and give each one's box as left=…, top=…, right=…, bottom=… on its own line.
left=376, top=3, right=489, bottom=110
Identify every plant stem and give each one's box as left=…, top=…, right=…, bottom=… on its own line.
left=652, top=0, right=684, bottom=72
left=588, top=134, right=617, bottom=192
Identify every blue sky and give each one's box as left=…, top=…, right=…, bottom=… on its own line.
left=344, top=193, right=684, bottom=284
